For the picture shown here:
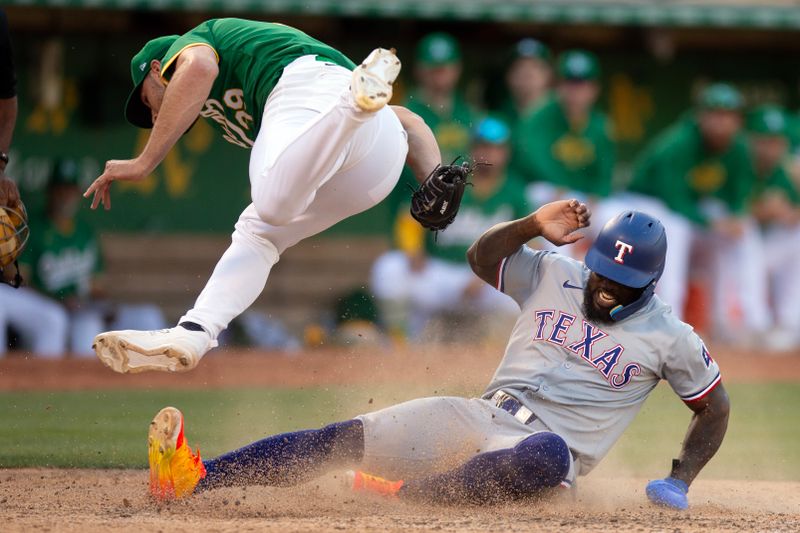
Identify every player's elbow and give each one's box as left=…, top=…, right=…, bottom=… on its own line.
left=466, top=241, right=480, bottom=273
left=698, top=384, right=731, bottom=426
left=177, top=48, right=219, bottom=83
left=715, top=387, right=731, bottom=421
left=191, top=57, right=219, bottom=83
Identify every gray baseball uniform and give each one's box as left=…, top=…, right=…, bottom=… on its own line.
left=484, top=246, right=721, bottom=474
left=357, top=245, right=720, bottom=481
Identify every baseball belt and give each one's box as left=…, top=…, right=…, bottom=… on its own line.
left=491, top=390, right=537, bottom=425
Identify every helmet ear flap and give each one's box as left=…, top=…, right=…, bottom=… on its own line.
left=609, top=280, right=657, bottom=321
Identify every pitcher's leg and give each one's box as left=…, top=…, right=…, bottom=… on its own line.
left=249, top=54, right=399, bottom=226
left=183, top=107, right=407, bottom=339
left=179, top=210, right=280, bottom=339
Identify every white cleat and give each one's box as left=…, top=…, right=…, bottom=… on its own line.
left=351, top=47, right=401, bottom=112
left=93, top=327, right=218, bottom=374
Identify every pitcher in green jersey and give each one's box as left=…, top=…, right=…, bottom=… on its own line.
left=83, top=19, right=444, bottom=373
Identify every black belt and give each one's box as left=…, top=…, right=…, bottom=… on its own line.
left=491, top=390, right=537, bottom=425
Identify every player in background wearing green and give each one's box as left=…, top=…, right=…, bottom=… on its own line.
left=383, top=32, right=478, bottom=229
left=404, top=32, right=476, bottom=165
left=602, top=84, right=767, bottom=342
left=511, top=50, right=615, bottom=218
left=371, top=117, right=527, bottom=340
left=746, top=105, right=800, bottom=350
left=494, top=38, right=553, bottom=136
left=0, top=160, right=166, bottom=357
left=84, top=19, right=444, bottom=373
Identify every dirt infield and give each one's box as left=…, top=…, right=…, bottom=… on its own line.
left=0, top=343, right=798, bottom=391
left=1, top=345, right=799, bottom=531
left=1, top=469, right=798, bottom=532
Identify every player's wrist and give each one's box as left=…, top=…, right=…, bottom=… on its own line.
left=520, top=212, right=543, bottom=241
left=133, top=154, right=158, bottom=177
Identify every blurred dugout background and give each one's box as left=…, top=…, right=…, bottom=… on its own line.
left=3, top=0, right=800, bottom=354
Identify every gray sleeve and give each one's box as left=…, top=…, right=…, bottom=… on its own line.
left=661, top=330, right=722, bottom=402
left=496, top=246, right=553, bottom=306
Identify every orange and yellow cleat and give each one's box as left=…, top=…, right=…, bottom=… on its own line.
left=148, top=406, right=206, bottom=500
left=347, top=470, right=404, bottom=497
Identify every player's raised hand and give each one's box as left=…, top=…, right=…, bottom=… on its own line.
left=84, top=159, right=150, bottom=210
left=533, top=199, right=591, bottom=246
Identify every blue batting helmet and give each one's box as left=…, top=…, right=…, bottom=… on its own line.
left=586, top=211, right=667, bottom=288
left=585, top=211, right=667, bottom=320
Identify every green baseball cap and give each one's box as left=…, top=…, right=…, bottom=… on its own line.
left=511, top=38, right=551, bottom=62
left=557, top=50, right=600, bottom=81
left=697, top=83, right=743, bottom=111
left=746, top=105, right=788, bottom=136
left=416, top=32, right=460, bottom=66
left=125, top=35, right=179, bottom=129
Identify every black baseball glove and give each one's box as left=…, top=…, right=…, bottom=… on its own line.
left=409, top=160, right=472, bottom=231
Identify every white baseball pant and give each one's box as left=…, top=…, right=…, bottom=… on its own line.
left=181, top=56, right=408, bottom=337
left=356, top=396, right=575, bottom=484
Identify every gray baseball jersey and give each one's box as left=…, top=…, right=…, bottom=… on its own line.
left=483, top=246, right=721, bottom=475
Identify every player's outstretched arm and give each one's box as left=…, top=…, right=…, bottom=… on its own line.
left=84, top=46, right=219, bottom=210
left=673, top=383, right=730, bottom=483
left=646, top=384, right=730, bottom=510
left=467, top=199, right=590, bottom=285
left=390, top=105, right=442, bottom=183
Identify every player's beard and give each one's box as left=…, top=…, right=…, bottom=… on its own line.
left=582, top=273, right=646, bottom=325
left=582, top=285, right=614, bottom=324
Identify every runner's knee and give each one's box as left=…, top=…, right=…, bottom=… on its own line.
left=513, top=432, right=571, bottom=489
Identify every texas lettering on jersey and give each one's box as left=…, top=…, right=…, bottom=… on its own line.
left=532, top=310, right=641, bottom=389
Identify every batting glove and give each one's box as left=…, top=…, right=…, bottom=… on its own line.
left=645, top=477, right=689, bottom=510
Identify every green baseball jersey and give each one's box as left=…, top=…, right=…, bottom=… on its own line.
left=494, top=94, right=549, bottom=138
left=629, top=115, right=754, bottom=225
left=385, top=89, right=477, bottom=232
left=404, top=89, right=476, bottom=164
left=510, top=97, right=615, bottom=198
left=22, top=217, right=102, bottom=300
left=752, top=159, right=800, bottom=206
left=426, top=174, right=529, bottom=263
left=161, top=18, right=355, bottom=149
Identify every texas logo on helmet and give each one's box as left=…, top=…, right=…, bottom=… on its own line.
left=614, top=240, right=633, bottom=264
